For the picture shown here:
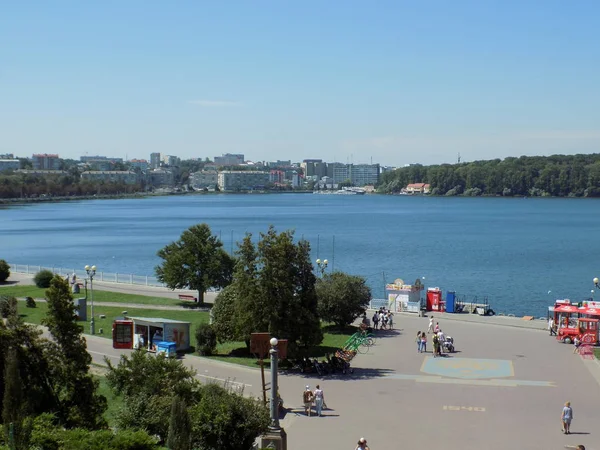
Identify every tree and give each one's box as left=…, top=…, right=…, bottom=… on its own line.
left=211, top=286, right=240, bottom=343
left=105, top=350, right=199, bottom=441
left=33, top=269, right=54, bottom=288
left=188, top=383, right=269, bottom=450
left=42, top=276, right=107, bottom=429
left=155, top=223, right=235, bottom=305
left=0, top=259, right=9, bottom=282
left=316, top=272, right=372, bottom=329
left=167, top=396, right=191, bottom=450
left=2, top=348, right=31, bottom=450
left=218, top=227, right=323, bottom=355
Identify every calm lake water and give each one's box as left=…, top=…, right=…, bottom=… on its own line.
left=1, top=194, right=599, bottom=316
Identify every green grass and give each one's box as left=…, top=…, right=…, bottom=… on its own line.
left=17, top=302, right=210, bottom=340
left=0, top=284, right=200, bottom=307
left=594, top=347, right=600, bottom=360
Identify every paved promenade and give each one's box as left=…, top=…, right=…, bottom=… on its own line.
left=4, top=273, right=600, bottom=449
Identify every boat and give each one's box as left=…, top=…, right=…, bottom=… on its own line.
left=313, top=187, right=366, bottom=195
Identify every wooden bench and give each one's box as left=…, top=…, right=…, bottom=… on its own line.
left=178, top=294, right=198, bottom=302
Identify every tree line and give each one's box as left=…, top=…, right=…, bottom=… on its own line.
left=378, top=153, right=600, bottom=197
left=0, top=173, right=145, bottom=199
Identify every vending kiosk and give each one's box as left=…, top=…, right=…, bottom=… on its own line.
left=426, top=288, right=445, bottom=312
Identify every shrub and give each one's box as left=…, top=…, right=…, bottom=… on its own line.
left=25, top=296, right=37, bottom=308
left=0, top=259, right=10, bottom=282
left=195, top=323, right=217, bottom=356
left=34, top=269, right=55, bottom=288
left=0, top=296, right=17, bottom=319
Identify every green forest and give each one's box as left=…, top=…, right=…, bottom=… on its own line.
left=377, top=153, right=600, bottom=197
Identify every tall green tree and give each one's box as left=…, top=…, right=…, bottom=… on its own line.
left=155, top=223, right=235, bottom=305
left=316, top=271, right=372, bottom=329
left=42, top=276, right=107, bottom=429
left=222, top=227, right=323, bottom=355
left=167, top=396, right=191, bottom=450
left=2, top=349, right=31, bottom=450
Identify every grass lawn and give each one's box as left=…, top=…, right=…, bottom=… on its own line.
left=209, top=324, right=357, bottom=369
left=0, top=284, right=200, bottom=307
left=594, top=347, right=600, bottom=360
left=17, top=302, right=210, bottom=341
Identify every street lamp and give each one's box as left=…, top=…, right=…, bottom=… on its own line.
left=260, top=337, right=287, bottom=450
left=316, top=258, right=328, bottom=277
left=269, top=337, right=280, bottom=430
left=85, top=265, right=97, bottom=335
left=594, top=277, right=599, bottom=289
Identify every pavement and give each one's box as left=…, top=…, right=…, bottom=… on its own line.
left=4, top=272, right=600, bottom=449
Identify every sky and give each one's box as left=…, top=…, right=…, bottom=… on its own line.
left=1, top=1, right=599, bottom=166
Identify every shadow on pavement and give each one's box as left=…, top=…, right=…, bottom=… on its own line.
left=282, top=367, right=396, bottom=381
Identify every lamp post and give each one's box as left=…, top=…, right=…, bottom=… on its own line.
left=85, top=265, right=96, bottom=335
left=269, top=337, right=280, bottom=430
left=260, top=337, right=287, bottom=450
left=316, top=258, right=328, bottom=277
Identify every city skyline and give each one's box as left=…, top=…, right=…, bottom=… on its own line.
left=1, top=1, right=599, bottom=166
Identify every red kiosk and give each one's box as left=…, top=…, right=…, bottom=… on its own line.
left=426, top=288, right=445, bottom=312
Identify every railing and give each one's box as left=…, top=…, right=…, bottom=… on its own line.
left=8, top=263, right=165, bottom=287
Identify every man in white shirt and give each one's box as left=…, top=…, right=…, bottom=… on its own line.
left=548, top=318, right=556, bottom=336
left=437, top=329, right=446, bottom=353
left=428, top=316, right=434, bottom=333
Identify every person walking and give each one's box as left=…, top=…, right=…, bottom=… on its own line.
left=561, top=401, right=573, bottom=434
left=303, top=385, right=314, bottom=417
left=313, top=384, right=326, bottom=417
left=416, top=331, right=423, bottom=353
left=387, top=312, right=394, bottom=330
left=372, top=312, right=379, bottom=330
left=427, top=316, right=434, bottom=334
left=437, top=329, right=446, bottom=354
left=573, top=336, right=581, bottom=354
left=434, top=321, right=440, bottom=333
left=548, top=317, right=557, bottom=336
left=420, top=332, right=427, bottom=353
left=432, top=332, right=440, bottom=357
left=356, top=437, right=370, bottom=450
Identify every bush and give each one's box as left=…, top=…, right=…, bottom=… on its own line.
left=0, top=295, right=17, bottom=319
left=25, top=296, right=37, bottom=308
left=195, top=323, right=217, bottom=356
left=0, top=259, right=10, bottom=282
left=34, top=269, right=55, bottom=288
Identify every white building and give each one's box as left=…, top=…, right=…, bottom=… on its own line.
left=0, top=159, right=20, bottom=172
left=81, top=171, right=139, bottom=184
left=218, top=171, right=269, bottom=191
left=214, top=153, right=244, bottom=166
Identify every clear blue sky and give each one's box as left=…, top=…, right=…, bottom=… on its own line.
left=1, top=1, right=599, bottom=166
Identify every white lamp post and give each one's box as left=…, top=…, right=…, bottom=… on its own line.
left=85, top=265, right=97, bottom=335
left=316, top=258, right=328, bottom=277
left=260, top=337, right=287, bottom=450
left=594, top=277, right=599, bottom=289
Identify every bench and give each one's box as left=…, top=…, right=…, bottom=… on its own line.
left=178, top=294, right=198, bottom=302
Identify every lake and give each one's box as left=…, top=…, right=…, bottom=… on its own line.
left=1, top=193, right=599, bottom=316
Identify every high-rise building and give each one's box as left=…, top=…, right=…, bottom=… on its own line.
left=129, top=159, right=149, bottom=171
left=0, top=159, right=20, bottom=172
left=350, top=164, right=380, bottom=186
left=150, top=152, right=161, bottom=169
left=32, top=154, right=60, bottom=170
left=218, top=171, right=269, bottom=191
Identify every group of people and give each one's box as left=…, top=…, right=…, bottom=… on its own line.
left=302, top=384, right=327, bottom=417
left=371, top=307, right=394, bottom=330
left=415, top=317, right=447, bottom=356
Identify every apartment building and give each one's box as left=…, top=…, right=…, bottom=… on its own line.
left=129, top=159, right=149, bottom=171
left=218, top=171, right=269, bottom=191
left=148, top=168, right=175, bottom=187
left=351, top=164, right=380, bottom=186
left=190, top=170, right=218, bottom=189
left=32, top=154, right=60, bottom=170
left=214, top=153, right=244, bottom=166
left=81, top=171, right=138, bottom=184
left=0, top=159, right=20, bottom=172
left=150, top=152, right=161, bottom=169
left=162, top=155, right=179, bottom=167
